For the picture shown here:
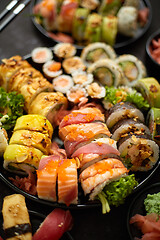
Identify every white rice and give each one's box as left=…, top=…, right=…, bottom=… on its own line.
left=52, top=75, right=74, bottom=94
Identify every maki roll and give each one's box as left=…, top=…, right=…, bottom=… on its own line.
left=62, top=56, right=86, bottom=74
left=81, top=42, right=117, bottom=67
left=118, top=134, right=159, bottom=171
left=53, top=43, right=76, bottom=59
left=101, top=16, right=118, bottom=46
left=98, top=0, right=122, bottom=16
left=87, top=59, right=124, bottom=87
left=115, top=54, right=147, bottom=86
left=66, top=85, right=88, bottom=104
left=147, top=107, right=160, bottom=146
left=71, top=70, right=93, bottom=86
left=80, top=0, right=100, bottom=10
left=31, top=47, right=53, bottom=64
left=135, top=77, right=160, bottom=108
left=105, top=102, right=144, bottom=129
left=2, top=194, right=32, bottom=240
left=86, top=82, right=106, bottom=99
left=117, top=6, right=138, bottom=37
left=123, top=0, right=139, bottom=9
left=84, top=13, right=102, bottom=44
left=42, top=60, right=62, bottom=80
left=28, top=92, right=68, bottom=128
left=52, top=75, right=74, bottom=93
left=72, top=8, right=90, bottom=43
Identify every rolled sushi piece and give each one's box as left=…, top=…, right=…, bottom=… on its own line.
left=98, top=0, right=122, bottom=16
left=87, top=59, right=124, bottom=87
left=66, top=85, right=88, bottom=104
left=31, top=47, right=53, bottom=64
left=118, top=134, right=159, bottom=171
left=3, top=144, right=43, bottom=175
left=123, top=0, right=139, bottom=9
left=101, top=16, right=118, bottom=47
left=71, top=70, right=93, bottom=86
left=0, top=128, right=8, bottom=157
left=52, top=75, right=74, bottom=93
left=135, top=77, right=160, bottom=108
left=2, top=194, right=32, bottom=240
left=84, top=13, right=102, bottom=44
left=9, top=130, right=51, bottom=155
left=115, top=54, right=147, bottom=87
left=28, top=92, right=68, bottom=128
left=105, top=102, right=145, bottom=129
left=53, top=43, right=76, bottom=59
left=42, top=60, right=62, bottom=80
left=80, top=0, right=100, bottom=10
left=62, top=56, right=86, bottom=74
left=117, top=6, right=138, bottom=37
left=147, top=107, right=160, bottom=146
left=14, top=114, right=53, bottom=139
left=72, top=8, right=90, bottom=42
left=81, top=42, right=116, bottom=67
left=86, top=82, right=106, bottom=99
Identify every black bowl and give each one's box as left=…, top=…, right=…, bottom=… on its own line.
left=145, top=29, right=160, bottom=79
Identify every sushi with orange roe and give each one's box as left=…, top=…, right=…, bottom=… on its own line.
left=31, top=47, right=53, bottom=64
left=52, top=75, right=74, bottom=94
left=42, top=60, right=62, bottom=79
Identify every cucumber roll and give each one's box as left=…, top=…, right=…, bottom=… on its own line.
left=81, top=42, right=116, bottom=67
left=115, top=54, right=147, bottom=86
left=101, top=16, right=118, bottom=46
left=87, top=59, right=124, bottom=87
left=72, top=8, right=90, bottom=42
left=117, top=6, right=138, bottom=37
left=147, top=107, right=160, bottom=146
left=118, top=134, right=159, bottom=171
left=135, top=77, right=160, bottom=108
left=84, top=13, right=102, bottom=44
left=98, top=0, right=122, bottom=16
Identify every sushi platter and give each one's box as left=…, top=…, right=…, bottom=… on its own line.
left=31, top=0, right=152, bottom=50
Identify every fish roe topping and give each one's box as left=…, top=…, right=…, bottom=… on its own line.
left=94, top=161, right=113, bottom=175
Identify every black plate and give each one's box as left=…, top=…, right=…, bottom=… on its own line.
left=30, top=0, right=152, bottom=50
left=0, top=51, right=160, bottom=210
left=0, top=210, right=73, bottom=239
left=127, top=182, right=160, bottom=240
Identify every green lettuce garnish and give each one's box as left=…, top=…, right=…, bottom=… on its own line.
left=0, top=87, right=24, bottom=131
left=97, top=174, right=138, bottom=214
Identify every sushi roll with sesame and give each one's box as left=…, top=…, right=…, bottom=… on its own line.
left=53, top=43, right=76, bottom=59
left=101, top=16, right=118, bottom=46
left=66, top=85, right=88, bottom=104
left=87, top=59, right=124, bottom=87
left=52, top=75, right=74, bottom=94
left=42, top=60, right=62, bottom=80
left=147, top=107, right=160, bottom=146
left=117, top=6, right=138, bottom=37
left=31, top=47, right=53, bottom=64
left=86, top=82, right=106, bottom=99
left=71, top=70, right=93, bottom=86
left=62, top=57, right=86, bottom=74
left=115, top=54, right=147, bottom=86
left=81, top=42, right=116, bottom=67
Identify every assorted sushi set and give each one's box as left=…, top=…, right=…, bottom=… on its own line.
left=0, top=41, right=160, bottom=216
left=32, top=0, right=151, bottom=48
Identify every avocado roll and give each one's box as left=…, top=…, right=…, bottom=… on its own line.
left=101, top=16, right=118, bottom=46
left=62, top=56, right=86, bottom=74
left=28, top=92, right=68, bottom=128
left=87, top=59, right=124, bottom=87
left=117, top=6, right=138, bottom=37
left=115, top=54, right=147, bottom=86
left=2, top=194, right=32, bottom=240
left=52, top=75, right=74, bottom=93
left=81, top=42, right=116, bottom=67
left=135, top=77, right=160, bottom=108
left=118, top=134, right=159, bottom=171
left=53, top=43, right=76, bottom=59
left=9, top=130, right=51, bottom=155
left=98, top=0, right=122, bottom=16
left=31, top=47, right=53, bottom=64
left=84, top=13, right=102, bottom=44
left=14, top=115, right=53, bottom=139
left=80, top=0, right=99, bottom=10
left=3, top=144, right=43, bottom=174
left=72, top=8, right=90, bottom=42
left=147, top=107, right=160, bottom=146
left=86, top=82, right=106, bottom=99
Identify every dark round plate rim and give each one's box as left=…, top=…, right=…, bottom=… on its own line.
left=30, top=0, right=152, bottom=50
left=127, top=182, right=160, bottom=240
left=0, top=210, right=73, bottom=240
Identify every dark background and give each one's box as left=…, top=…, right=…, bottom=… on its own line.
left=0, top=1, right=160, bottom=239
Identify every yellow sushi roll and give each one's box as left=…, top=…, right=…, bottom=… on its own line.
left=9, top=130, right=51, bottom=155
left=14, top=114, right=53, bottom=139
left=3, top=144, right=43, bottom=174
